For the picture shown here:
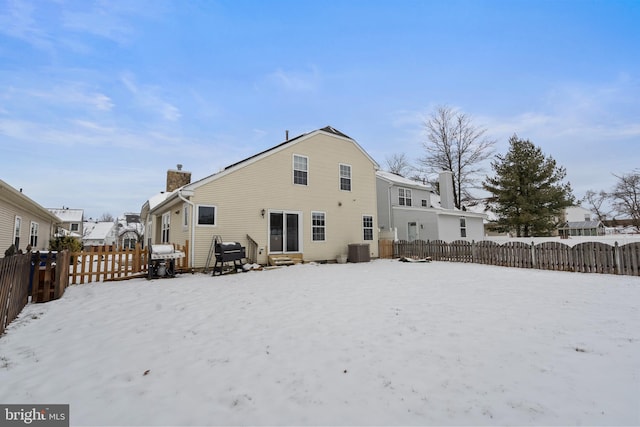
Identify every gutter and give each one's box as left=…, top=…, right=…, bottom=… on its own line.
left=177, top=189, right=196, bottom=268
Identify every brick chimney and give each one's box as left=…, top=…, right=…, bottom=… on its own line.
left=166, top=164, right=191, bottom=192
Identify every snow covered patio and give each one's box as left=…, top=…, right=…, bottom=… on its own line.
left=0, top=260, right=638, bottom=426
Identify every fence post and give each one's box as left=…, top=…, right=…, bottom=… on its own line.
left=613, top=241, right=621, bottom=275
left=531, top=241, right=536, bottom=269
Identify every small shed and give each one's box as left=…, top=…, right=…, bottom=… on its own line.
left=558, top=220, right=605, bottom=237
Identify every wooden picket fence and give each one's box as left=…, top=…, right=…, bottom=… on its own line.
left=31, top=250, right=71, bottom=303
left=69, top=241, right=189, bottom=284
left=379, top=239, right=640, bottom=276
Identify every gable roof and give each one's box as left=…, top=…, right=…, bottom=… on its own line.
left=83, top=222, right=115, bottom=240
left=147, top=126, right=378, bottom=214
left=0, top=179, right=60, bottom=223
left=49, top=208, right=84, bottom=222
left=376, top=170, right=432, bottom=190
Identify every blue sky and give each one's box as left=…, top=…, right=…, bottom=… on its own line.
left=1, top=0, right=638, bottom=220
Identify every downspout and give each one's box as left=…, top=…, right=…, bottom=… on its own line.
left=387, top=183, right=394, bottom=237
left=178, top=190, right=196, bottom=268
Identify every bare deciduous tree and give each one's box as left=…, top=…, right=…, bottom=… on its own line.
left=385, top=153, right=412, bottom=177
left=610, top=169, right=640, bottom=230
left=99, top=212, right=115, bottom=222
left=418, top=106, right=495, bottom=209
left=582, top=189, right=612, bottom=222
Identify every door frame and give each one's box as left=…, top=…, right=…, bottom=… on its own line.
left=268, top=210, right=303, bottom=254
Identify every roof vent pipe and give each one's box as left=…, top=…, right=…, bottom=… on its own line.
left=285, top=130, right=289, bottom=141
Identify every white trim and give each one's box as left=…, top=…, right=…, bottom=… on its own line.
left=311, top=211, right=327, bottom=242
left=339, top=163, right=352, bottom=192
left=292, top=154, right=309, bottom=186
left=196, top=204, right=217, bottom=227
left=268, top=210, right=303, bottom=254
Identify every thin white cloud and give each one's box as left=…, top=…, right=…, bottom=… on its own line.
left=3, top=84, right=114, bottom=112
left=267, top=66, right=322, bottom=92
left=0, top=0, right=52, bottom=50
left=120, top=72, right=181, bottom=121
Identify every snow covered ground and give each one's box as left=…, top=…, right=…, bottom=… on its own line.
left=1, top=260, right=638, bottom=426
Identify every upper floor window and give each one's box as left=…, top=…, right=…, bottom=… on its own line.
left=339, top=164, right=352, bottom=191
left=70, top=223, right=79, bottom=232
left=399, top=188, right=412, bottom=206
left=197, top=205, right=216, bottom=226
left=460, top=217, right=467, bottom=238
left=183, top=204, right=189, bottom=229
left=293, top=154, right=308, bottom=186
left=421, top=199, right=428, bottom=207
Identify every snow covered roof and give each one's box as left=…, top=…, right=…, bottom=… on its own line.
left=376, top=171, right=432, bottom=190
left=560, top=221, right=604, bottom=230
left=49, top=208, right=83, bottom=222
left=83, top=222, right=115, bottom=240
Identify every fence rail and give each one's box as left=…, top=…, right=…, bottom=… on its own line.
left=69, top=242, right=189, bottom=284
left=379, top=239, right=640, bottom=276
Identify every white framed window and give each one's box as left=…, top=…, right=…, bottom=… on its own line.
left=421, top=199, right=428, bottom=207
left=30, top=221, right=39, bottom=248
left=161, top=212, right=170, bottom=243
left=460, top=217, right=467, bottom=238
left=14, top=216, right=21, bottom=248
left=293, top=154, right=308, bottom=186
left=183, top=204, right=189, bottom=229
left=399, top=188, right=412, bottom=206
left=70, top=223, right=79, bottom=232
left=197, top=205, right=216, bottom=226
left=339, top=163, right=352, bottom=191
left=312, top=211, right=326, bottom=242
left=363, top=215, right=374, bottom=241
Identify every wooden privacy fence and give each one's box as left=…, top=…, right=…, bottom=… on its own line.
left=0, top=253, right=31, bottom=335
left=69, top=242, right=189, bottom=284
left=1, top=250, right=70, bottom=336
left=379, top=239, right=640, bottom=276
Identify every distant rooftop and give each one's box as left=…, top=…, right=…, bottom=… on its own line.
left=48, top=208, right=84, bottom=222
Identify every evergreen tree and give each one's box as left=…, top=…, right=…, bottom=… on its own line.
left=483, top=135, right=575, bottom=237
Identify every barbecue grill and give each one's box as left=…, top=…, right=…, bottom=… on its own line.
left=213, top=240, right=246, bottom=276
left=148, top=244, right=185, bottom=279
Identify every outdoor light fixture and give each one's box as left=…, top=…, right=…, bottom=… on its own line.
left=261, top=209, right=266, bottom=218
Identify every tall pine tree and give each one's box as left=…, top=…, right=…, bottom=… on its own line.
left=483, top=135, right=575, bottom=237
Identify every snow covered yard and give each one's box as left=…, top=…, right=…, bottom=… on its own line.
left=0, top=260, right=638, bottom=426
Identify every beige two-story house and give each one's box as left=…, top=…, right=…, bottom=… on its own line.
left=141, top=126, right=380, bottom=267
left=1, top=179, right=60, bottom=253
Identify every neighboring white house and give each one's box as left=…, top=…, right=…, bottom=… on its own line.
left=1, top=179, right=60, bottom=253
left=376, top=170, right=486, bottom=242
left=116, top=213, right=144, bottom=249
left=82, top=221, right=117, bottom=247
left=141, top=126, right=380, bottom=267
left=48, top=207, right=84, bottom=238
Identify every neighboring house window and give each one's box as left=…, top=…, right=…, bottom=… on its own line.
left=70, top=223, right=79, bottom=232
left=30, top=222, right=39, bottom=248
left=183, top=204, right=189, bottom=229
left=312, top=212, right=326, bottom=241
left=293, top=154, right=308, bottom=186
left=460, top=217, right=467, bottom=238
left=422, top=199, right=428, bottom=207
left=363, top=215, right=374, bottom=241
left=161, top=212, right=170, bottom=243
left=14, top=216, right=21, bottom=248
left=197, top=205, right=216, bottom=226
left=399, top=188, right=412, bottom=206
left=339, top=164, right=352, bottom=191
